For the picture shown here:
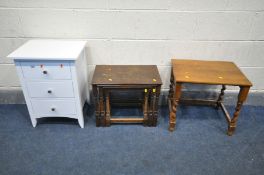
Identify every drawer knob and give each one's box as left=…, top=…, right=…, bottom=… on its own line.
left=43, top=70, right=48, bottom=74
left=51, top=108, right=56, bottom=111
left=47, top=90, right=52, bottom=94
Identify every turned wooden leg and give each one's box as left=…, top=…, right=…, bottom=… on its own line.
left=216, top=85, right=226, bottom=108
left=99, top=87, right=106, bottom=126
left=227, top=86, right=250, bottom=136
left=105, top=89, right=111, bottom=127
left=151, top=88, right=156, bottom=126
left=148, top=89, right=154, bottom=126
left=143, top=89, right=150, bottom=126
left=169, top=83, right=182, bottom=132
left=168, top=68, right=175, bottom=99
left=93, top=85, right=100, bottom=127
left=153, top=86, right=161, bottom=126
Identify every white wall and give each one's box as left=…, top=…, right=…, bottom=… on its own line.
left=1, top=0, right=264, bottom=93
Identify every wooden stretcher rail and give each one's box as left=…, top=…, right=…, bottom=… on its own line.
left=169, top=97, right=232, bottom=124
left=110, top=118, right=144, bottom=123
left=219, top=102, right=231, bottom=123
left=180, top=99, right=217, bottom=106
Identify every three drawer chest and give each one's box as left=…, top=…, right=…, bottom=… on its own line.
left=8, top=40, right=89, bottom=128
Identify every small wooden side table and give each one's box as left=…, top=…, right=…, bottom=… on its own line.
left=168, top=59, right=252, bottom=136
left=92, top=65, right=162, bottom=127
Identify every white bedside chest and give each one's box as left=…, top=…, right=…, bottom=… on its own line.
left=8, top=40, right=89, bottom=128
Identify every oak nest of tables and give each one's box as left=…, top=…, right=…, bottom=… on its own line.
left=92, top=65, right=162, bottom=127
left=168, top=59, right=252, bottom=136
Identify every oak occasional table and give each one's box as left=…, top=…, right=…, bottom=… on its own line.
left=92, top=65, right=162, bottom=127
left=168, top=59, right=252, bottom=136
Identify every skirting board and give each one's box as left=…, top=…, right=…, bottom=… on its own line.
left=0, top=88, right=263, bottom=106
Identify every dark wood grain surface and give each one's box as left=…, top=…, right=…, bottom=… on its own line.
left=92, top=65, right=162, bottom=85
left=92, top=65, right=162, bottom=127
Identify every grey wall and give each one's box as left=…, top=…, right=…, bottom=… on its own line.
left=1, top=0, right=264, bottom=103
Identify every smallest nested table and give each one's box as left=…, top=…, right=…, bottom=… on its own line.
left=168, top=59, right=252, bottom=136
left=92, top=65, right=162, bottom=127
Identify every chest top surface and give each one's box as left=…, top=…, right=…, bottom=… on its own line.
left=92, top=65, right=162, bottom=85
left=8, top=40, right=87, bottom=60
left=171, top=59, right=252, bottom=86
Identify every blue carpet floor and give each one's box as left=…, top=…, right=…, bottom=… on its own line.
left=0, top=104, right=263, bottom=175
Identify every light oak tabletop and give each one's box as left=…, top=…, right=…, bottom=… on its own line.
left=171, top=59, right=252, bottom=87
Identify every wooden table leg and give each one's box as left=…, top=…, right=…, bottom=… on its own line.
left=99, top=87, right=106, bottom=126
left=227, top=86, right=250, bottom=136
left=169, top=83, right=182, bottom=132
left=143, top=88, right=149, bottom=126
left=105, top=89, right=111, bottom=126
left=216, top=85, right=226, bottom=108
left=168, top=68, right=174, bottom=99
left=93, top=85, right=100, bottom=127
left=148, top=89, right=154, bottom=126
left=151, top=88, right=156, bottom=126
left=153, top=86, right=161, bottom=126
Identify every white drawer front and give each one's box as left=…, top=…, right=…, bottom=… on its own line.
left=31, top=99, right=77, bottom=117
left=27, top=81, right=75, bottom=98
left=21, top=61, right=72, bottom=80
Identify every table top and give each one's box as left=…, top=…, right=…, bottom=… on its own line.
left=172, top=59, right=252, bottom=86
left=8, top=40, right=87, bottom=60
left=92, top=65, right=162, bottom=85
